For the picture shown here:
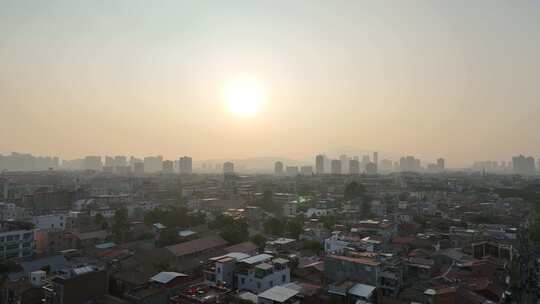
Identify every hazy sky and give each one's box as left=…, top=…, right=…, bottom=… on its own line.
left=1, top=0, right=539, bottom=167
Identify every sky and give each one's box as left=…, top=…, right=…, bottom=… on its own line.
left=1, top=0, right=539, bottom=167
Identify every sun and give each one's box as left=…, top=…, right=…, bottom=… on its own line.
left=225, top=79, right=266, bottom=117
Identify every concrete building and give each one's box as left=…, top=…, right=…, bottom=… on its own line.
left=437, top=158, right=445, bottom=171
left=274, top=161, right=284, bottom=176
left=179, top=156, right=193, bottom=174
left=315, top=155, right=325, bottom=175
left=206, top=253, right=291, bottom=294
left=162, top=160, right=174, bottom=173
left=143, top=156, right=163, bottom=173
left=285, top=166, right=299, bottom=176
left=512, top=155, right=536, bottom=174
left=133, top=162, right=144, bottom=174
left=365, top=162, right=377, bottom=175
left=0, top=221, right=35, bottom=259
left=43, top=266, right=108, bottom=304
left=331, top=160, right=342, bottom=175
left=300, top=166, right=313, bottom=176
left=83, top=156, right=102, bottom=171
left=223, top=162, right=235, bottom=175
left=349, top=159, right=360, bottom=175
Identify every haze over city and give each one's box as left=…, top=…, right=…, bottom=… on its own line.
left=2, top=1, right=540, bottom=167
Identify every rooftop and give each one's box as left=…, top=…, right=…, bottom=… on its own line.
left=166, top=235, right=227, bottom=257
left=258, top=285, right=299, bottom=303
left=150, top=272, right=188, bottom=284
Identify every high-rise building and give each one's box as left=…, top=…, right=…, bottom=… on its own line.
left=380, top=159, right=393, bottom=173
left=83, top=156, right=102, bottom=171
left=162, top=160, right=174, bottom=173
left=114, top=156, right=127, bottom=167
left=286, top=166, right=299, bottom=176
left=399, top=156, right=421, bottom=172
left=372, top=152, right=379, bottom=173
left=179, top=156, right=193, bottom=174
left=349, top=159, right=360, bottom=174
left=331, top=159, right=342, bottom=175
left=274, top=161, right=284, bottom=175
left=437, top=158, right=445, bottom=171
left=512, top=155, right=535, bottom=175
left=104, top=156, right=114, bottom=168
left=223, top=162, right=234, bottom=175
left=315, top=155, right=325, bottom=174
left=340, top=155, right=349, bottom=174
left=365, top=162, right=377, bottom=175
left=133, top=162, right=144, bottom=174
left=143, top=156, right=163, bottom=173
left=300, top=166, right=313, bottom=175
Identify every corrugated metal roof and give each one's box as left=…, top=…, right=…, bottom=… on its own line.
left=348, top=283, right=376, bottom=298
left=150, top=271, right=187, bottom=284
left=240, top=254, right=273, bottom=265
left=258, top=286, right=298, bottom=302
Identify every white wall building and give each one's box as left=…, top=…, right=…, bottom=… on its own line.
left=205, top=253, right=291, bottom=294
left=0, top=226, right=35, bottom=259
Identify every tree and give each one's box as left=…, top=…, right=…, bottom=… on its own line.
left=286, top=218, right=304, bottom=239
left=112, top=208, right=129, bottom=242
left=302, top=240, right=324, bottom=255
left=251, top=234, right=267, bottom=252
left=94, top=213, right=104, bottom=225
left=344, top=182, right=366, bottom=200
left=220, top=217, right=249, bottom=245
left=361, top=200, right=372, bottom=217
left=158, top=228, right=180, bottom=247
left=264, top=218, right=285, bottom=236
left=320, top=215, right=337, bottom=230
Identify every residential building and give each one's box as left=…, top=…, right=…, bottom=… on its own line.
left=179, top=156, right=193, bottom=174
left=0, top=221, right=35, bottom=259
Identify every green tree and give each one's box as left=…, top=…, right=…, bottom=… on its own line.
left=158, top=228, right=180, bottom=247
left=250, top=234, right=267, bottom=251
left=320, top=215, right=337, bottom=230
left=264, top=218, right=285, bottom=235
left=344, top=181, right=366, bottom=200
left=286, top=218, right=304, bottom=239
left=94, top=213, right=104, bottom=225
left=302, top=240, right=324, bottom=254
left=220, top=217, right=249, bottom=245
left=361, top=200, right=372, bottom=217
left=112, top=208, right=129, bottom=242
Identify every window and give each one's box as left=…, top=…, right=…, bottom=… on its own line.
left=257, top=282, right=261, bottom=289
left=282, top=275, right=286, bottom=283
left=241, top=278, right=245, bottom=285
left=270, top=280, right=273, bottom=287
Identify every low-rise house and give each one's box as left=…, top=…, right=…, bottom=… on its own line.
left=125, top=272, right=191, bottom=304
left=324, top=255, right=381, bottom=286
left=205, top=253, right=291, bottom=294
left=43, top=266, right=109, bottom=304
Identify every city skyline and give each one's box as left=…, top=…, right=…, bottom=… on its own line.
left=2, top=1, right=540, bottom=166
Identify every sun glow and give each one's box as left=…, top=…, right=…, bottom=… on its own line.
left=225, top=79, right=266, bottom=117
